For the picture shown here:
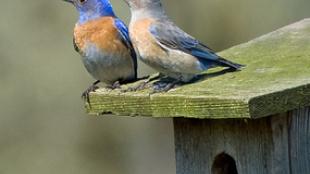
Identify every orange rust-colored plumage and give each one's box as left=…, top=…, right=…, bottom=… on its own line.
left=74, top=17, right=127, bottom=53
left=130, top=18, right=166, bottom=59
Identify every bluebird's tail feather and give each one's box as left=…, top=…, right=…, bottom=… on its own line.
left=216, top=57, right=245, bottom=70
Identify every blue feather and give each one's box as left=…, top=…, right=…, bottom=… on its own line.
left=149, top=20, right=243, bottom=69
left=114, top=18, right=138, bottom=76
left=77, top=0, right=115, bottom=24
left=149, top=22, right=218, bottom=61
left=114, top=19, right=131, bottom=45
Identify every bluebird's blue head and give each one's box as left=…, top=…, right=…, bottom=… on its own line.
left=64, top=0, right=115, bottom=24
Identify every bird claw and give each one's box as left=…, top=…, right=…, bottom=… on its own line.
left=123, top=80, right=150, bottom=92
left=151, top=80, right=180, bottom=94
left=110, top=81, right=121, bottom=89
left=81, top=80, right=100, bottom=107
left=121, top=74, right=162, bottom=92
left=81, top=84, right=100, bottom=105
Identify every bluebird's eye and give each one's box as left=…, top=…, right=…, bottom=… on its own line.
left=79, top=0, right=87, bottom=3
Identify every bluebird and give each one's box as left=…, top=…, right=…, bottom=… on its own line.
left=124, top=0, right=244, bottom=91
left=64, top=0, right=137, bottom=99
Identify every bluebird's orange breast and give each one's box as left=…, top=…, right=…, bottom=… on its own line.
left=73, top=17, right=136, bottom=85
left=130, top=18, right=169, bottom=73
left=74, top=17, right=127, bottom=54
left=130, top=18, right=166, bottom=58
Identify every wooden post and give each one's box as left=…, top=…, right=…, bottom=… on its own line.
left=86, top=19, right=310, bottom=174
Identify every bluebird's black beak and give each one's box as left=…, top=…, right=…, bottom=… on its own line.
left=63, top=0, right=74, bottom=4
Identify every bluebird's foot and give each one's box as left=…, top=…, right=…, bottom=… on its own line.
left=81, top=80, right=100, bottom=105
left=124, top=79, right=150, bottom=92
left=123, top=73, right=164, bottom=92
left=110, top=81, right=121, bottom=89
left=136, top=75, right=150, bottom=81
left=151, top=80, right=181, bottom=94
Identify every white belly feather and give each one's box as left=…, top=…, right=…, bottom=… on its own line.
left=82, top=44, right=135, bottom=85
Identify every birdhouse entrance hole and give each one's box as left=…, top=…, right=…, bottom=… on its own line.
left=211, top=152, right=238, bottom=174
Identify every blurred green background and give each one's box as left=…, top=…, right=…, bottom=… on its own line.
left=0, top=0, right=309, bottom=173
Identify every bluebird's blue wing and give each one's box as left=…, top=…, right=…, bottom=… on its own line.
left=149, top=20, right=244, bottom=69
left=114, top=18, right=138, bottom=77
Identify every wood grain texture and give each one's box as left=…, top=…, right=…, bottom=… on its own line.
left=174, top=117, right=273, bottom=174
left=87, top=18, right=310, bottom=119
left=271, top=114, right=290, bottom=174
left=289, top=107, right=310, bottom=174
left=173, top=106, right=310, bottom=174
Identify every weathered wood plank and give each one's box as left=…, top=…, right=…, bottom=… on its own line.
left=271, top=114, right=290, bottom=174
left=87, top=19, right=310, bottom=119
left=289, top=107, right=310, bottom=174
left=173, top=117, right=273, bottom=174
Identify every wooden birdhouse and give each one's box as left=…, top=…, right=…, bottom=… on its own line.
left=86, top=19, right=310, bottom=174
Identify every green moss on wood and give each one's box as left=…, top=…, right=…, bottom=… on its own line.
left=87, top=19, right=310, bottom=119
